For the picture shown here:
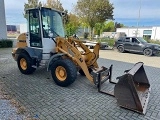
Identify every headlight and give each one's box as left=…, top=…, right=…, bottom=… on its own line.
left=154, top=46, right=160, bottom=50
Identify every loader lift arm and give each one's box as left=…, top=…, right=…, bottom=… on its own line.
left=55, top=36, right=111, bottom=84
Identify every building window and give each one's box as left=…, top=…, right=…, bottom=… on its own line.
left=143, top=30, right=152, bottom=35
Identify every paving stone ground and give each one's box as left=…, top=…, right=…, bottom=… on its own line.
left=0, top=49, right=26, bottom=120
left=0, top=98, right=25, bottom=120
left=0, top=47, right=160, bottom=120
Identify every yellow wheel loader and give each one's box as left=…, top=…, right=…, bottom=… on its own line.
left=12, top=7, right=151, bottom=114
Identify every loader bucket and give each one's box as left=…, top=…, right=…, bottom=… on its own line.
left=114, top=62, right=151, bottom=114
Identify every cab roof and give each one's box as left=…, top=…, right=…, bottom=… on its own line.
left=26, top=7, right=65, bottom=14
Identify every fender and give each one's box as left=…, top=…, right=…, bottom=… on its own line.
left=47, top=53, right=66, bottom=71
left=117, top=44, right=124, bottom=48
left=14, top=47, right=42, bottom=61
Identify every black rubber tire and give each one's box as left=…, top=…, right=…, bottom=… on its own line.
left=117, top=46, right=125, bottom=53
left=143, top=48, right=153, bottom=56
left=50, top=59, right=77, bottom=87
left=79, top=68, right=93, bottom=76
left=17, top=53, right=36, bottom=74
left=90, top=46, right=94, bottom=49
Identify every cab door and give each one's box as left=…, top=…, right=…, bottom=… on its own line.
left=28, top=9, right=42, bottom=48
left=124, top=37, right=132, bottom=51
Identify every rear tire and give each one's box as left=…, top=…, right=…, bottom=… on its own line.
left=51, top=59, right=77, bottom=87
left=117, top=46, right=125, bottom=53
left=17, top=53, right=36, bottom=74
left=143, top=48, right=152, bottom=56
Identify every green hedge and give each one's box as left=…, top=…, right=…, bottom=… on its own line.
left=0, top=39, right=13, bottom=48
left=97, top=38, right=115, bottom=47
left=146, top=39, right=160, bottom=45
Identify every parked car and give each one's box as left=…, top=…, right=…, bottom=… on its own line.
left=114, top=37, right=160, bottom=56
left=83, top=41, right=108, bottom=49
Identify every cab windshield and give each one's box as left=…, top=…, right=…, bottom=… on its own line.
left=41, top=8, right=65, bottom=38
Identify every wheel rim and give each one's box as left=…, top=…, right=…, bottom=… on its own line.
left=20, top=58, right=27, bottom=70
left=118, top=47, right=123, bottom=52
left=55, top=66, right=67, bottom=81
left=145, top=49, right=151, bottom=56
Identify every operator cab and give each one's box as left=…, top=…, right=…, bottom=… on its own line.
left=26, top=7, right=65, bottom=60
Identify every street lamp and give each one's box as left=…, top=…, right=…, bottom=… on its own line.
left=136, top=0, right=142, bottom=37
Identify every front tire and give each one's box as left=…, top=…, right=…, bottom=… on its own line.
left=17, top=53, right=36, bottom=74
left=90, top=46, right=94, bottom=49
left=51, top=59, right=77, bottom=87
left=143, top=48, right=152, bottom=56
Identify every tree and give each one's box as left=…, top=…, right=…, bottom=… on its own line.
left=103, top=21, right=115, bottom=32
left=65, top=13, right=80, bottom=36
left=44, top=0, right=64, bottom=11
left=44, top=0, right=68, bottom=24
left=24, top=0, right=42, bottom=18
left=115, top=22, right=124, bottom=28
left=24, top=0, right=65, bottom=19
left=101, top=21, right=125, bottom=32
left=75, top=0, right=114, bottom=39
left=94, top=22, right=105, bottom=36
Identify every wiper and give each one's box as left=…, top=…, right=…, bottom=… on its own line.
left=51, top=29, right=59, bottom=37
left=49, top=29, right=59, bottom=44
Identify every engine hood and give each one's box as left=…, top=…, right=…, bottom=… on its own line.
left=144, top=42, right=160, bottom=48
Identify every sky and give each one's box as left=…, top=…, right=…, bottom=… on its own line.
left=4, top=0, right=160, bottom=26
